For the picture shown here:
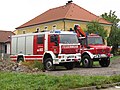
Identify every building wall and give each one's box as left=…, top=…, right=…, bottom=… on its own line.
left=102, top=24, right=111, bottom=37
left=64, top=20, right=87, bottom=30
left=0, top=43, right=5, bottom=53
left=15, top=20, right=111, bottom=36
left=13, top=30, right=18, bottom=35
left=16, top=20, right=65, bottom=34
left=65, top=20, right=111, bottom=35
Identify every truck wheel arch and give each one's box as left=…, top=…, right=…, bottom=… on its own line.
left=43, top=51, right=56, bottom=62
left=82, top=54, right=93, bottom=68
left=17, top=55, right=24, bottom=63
left=82, top=51, right=94, bottom=59
left=43, top=52, right=56, bottom=70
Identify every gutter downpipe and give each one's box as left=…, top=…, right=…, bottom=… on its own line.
left=63, top=19, right=65, bottom=31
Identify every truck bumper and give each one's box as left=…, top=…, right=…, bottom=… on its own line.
left=93, top=53, right=112, bottom=59
left=93, top=54, right=108, bottom=59
left=53, top=53, right=81, bottom=64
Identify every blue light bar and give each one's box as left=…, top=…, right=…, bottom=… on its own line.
left=54, top=30, right=61, bottom=33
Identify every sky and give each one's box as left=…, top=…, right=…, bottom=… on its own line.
left=0, top=0, right=120, bottom=31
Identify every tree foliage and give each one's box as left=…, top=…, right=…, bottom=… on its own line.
left=101, top=10, right=120, bottom=55
left=101, top=10, right=120, bottom=26
left=86, top=21, right=107, bottom=39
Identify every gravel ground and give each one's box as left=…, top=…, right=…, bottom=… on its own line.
left=0, top=57, right=120, bottom=76
left=45, top=58, right=120, bottom=76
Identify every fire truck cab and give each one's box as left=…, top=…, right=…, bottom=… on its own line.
left=80, top=34, right=111, bottom=67
left=10, top=30, right=81, bottom=70
left=73, top=25, right=111, bottom=68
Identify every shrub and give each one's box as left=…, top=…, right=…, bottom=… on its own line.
left=21, top=61, right=43, bottom=70
left=32, top=61, right=43, bottom=70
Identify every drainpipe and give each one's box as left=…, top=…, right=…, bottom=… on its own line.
left=63, top=19, right=65, bottom=31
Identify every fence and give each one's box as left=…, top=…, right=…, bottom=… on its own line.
left=0, top=53, right=10, bottom=60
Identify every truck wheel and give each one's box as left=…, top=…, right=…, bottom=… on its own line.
left=17, top=57, right=24, bottom=63
left=64, top=62, right=74, bottom=70
left=75, top=62, right=81, bottom=67
left=99, top=58, right=110, bottom=67
left=82, top=55, right=93, bottom=68
left=44, top=58, right=54, bottom=71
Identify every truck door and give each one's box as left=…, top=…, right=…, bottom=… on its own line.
left=34, top=34, right=44, bottom=55
left=48, top=34, right=59, bottom=54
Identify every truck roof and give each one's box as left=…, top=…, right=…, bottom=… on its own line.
left=88, top=34, right=101, bottom=37
left=12, top=30, right=77, bottom=38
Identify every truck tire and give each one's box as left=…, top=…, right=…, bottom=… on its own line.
left=17, top=57, right=24, bottom=63
left=99, top=58, right=110, bottom=67
left=82, top=55, right=93, bottom=68
left=64, top=62, right=74, bottom=70
left=44, top=58, right=54, bottom=71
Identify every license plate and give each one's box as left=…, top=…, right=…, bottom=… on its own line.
left=100, top=54, right=107, bottom=57
left=67, top=56, right=74, bottom=58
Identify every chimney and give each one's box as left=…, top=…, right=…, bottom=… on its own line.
left=66, top=0, right=73, bottom=5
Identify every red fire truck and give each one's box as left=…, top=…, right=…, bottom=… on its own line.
left=10, top=30, right=81, bottom=70
left=73, top=25, right=111, bottom=68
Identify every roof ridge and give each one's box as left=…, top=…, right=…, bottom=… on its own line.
left=64, top=3, right=73, bottom=18
left=74, top=3, right=111, bottom=24
left=75, top=4, right=110, bottom=23
left=16, top=2, right=112, bottom=29
left=74, top=3, right=100, bottom=18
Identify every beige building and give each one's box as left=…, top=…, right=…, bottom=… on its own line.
left=15, top=2, right=112, bottom=35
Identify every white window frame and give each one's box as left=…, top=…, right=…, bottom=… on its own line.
left=44, top=26, right=48, bottom=30
left=23, top=30, right=26, bottom=34
left=36, top=27, right=40, bottom=32
left=52, top=24, right=57, bottom=30
left=74, top=24, right=80, bottom=27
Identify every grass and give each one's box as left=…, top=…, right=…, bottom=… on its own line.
left=21, top=61, right=44, bottom=70
left=111, top=55, right=120, bottom=61
left=0, top=72, right=120, bottom=90
left=0, top=56, right=120, bottom=90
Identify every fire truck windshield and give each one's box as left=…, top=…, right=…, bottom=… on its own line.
left=88, top=37, right=103, bottom=45
left=60, top=34, right=78, bottom=44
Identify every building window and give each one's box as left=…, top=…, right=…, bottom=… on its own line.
left=52, top=24, right=57, bottom=30
left=36, top=27, right=40, bottom=32
left=74, top=24, right=80, bottom=30
left=74, top=24, right=80, bottom=27
left=23, top=30, right=26, bottom=34
left=44, top=26, right=48, bottom=30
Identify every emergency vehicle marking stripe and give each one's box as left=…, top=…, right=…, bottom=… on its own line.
left=25, top=55, right=43, bottom=58
left=10, top=55, right=43, bottom=60
left=25, top=58, right=42, bottom=60
left=80, top=48, right=94, bottom=50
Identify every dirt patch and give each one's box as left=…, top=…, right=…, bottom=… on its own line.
left=0, top=60, right=42, bottom=73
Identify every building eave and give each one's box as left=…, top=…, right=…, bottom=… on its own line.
left=16, top=18, right=112, bottom=29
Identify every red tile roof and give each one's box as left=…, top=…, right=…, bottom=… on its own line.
left=16, top=3, right=112, bottom=29
left=0, top=30, right=14, bottom=43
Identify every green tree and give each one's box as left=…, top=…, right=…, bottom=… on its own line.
left=101, top=10, right=120, bottom=26
left=101, top=10, right=120, bottom=55
left=86, top=21, right=107, bottom=39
